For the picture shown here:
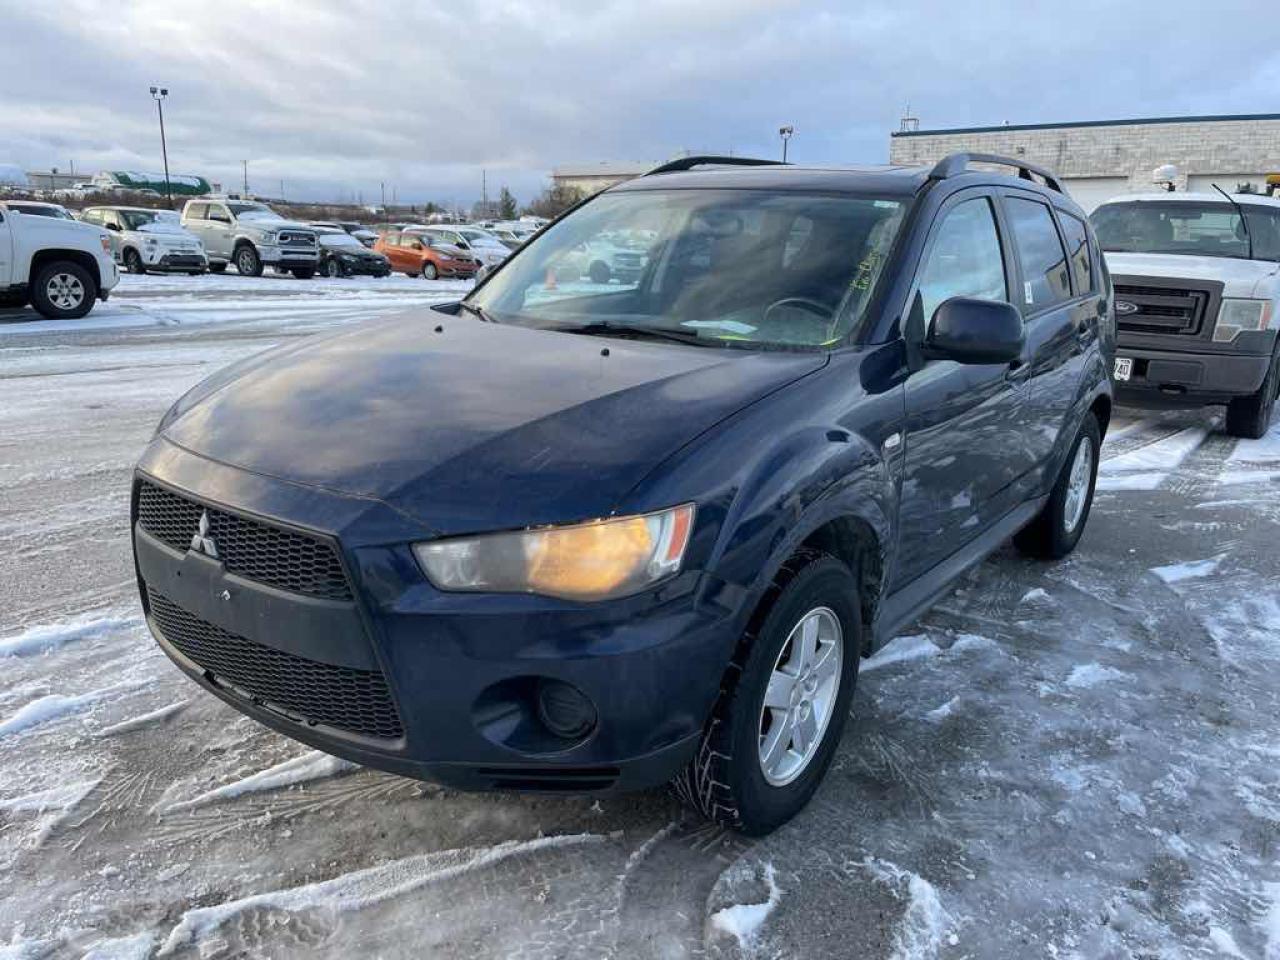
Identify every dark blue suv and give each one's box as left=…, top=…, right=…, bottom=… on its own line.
left=133, top=154, right=1113, bottom=834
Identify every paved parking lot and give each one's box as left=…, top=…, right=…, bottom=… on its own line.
left=2, top=274, right=1278, bottom=959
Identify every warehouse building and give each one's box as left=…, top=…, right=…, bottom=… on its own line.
left=550, top=161, right=653, bottom=195
left=889, top=113, right=1280, bottom=211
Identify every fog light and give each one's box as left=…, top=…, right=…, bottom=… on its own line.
left=536, top=679, right=596, bottom=740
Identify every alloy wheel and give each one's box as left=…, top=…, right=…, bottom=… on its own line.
left=757, top=606, right=843, bottom=786
left=1063, top=437, right=1094, bottom=534
left=46, top=272, right=85, bottom=311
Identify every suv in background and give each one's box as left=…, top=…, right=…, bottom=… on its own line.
left=81, top=206, right=207, bottom=275
left=373, top=231, right=479, bottom=279
left=1092, top=192, right=1280, bottom=437
left=181, top=198, right=318, bottom=278
left=134, top=154, right=1111, bottom=835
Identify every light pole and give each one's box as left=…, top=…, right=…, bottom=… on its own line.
left=778, top=125, right=794, bottom=163
left=149, top=87, right=172, bottom=208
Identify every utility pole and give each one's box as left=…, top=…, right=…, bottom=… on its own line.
left=280, top=179, right=285, bottom=204
left=778, top=125, right=794, bottom=164
left=149, top=87, right=172, bottom=208
left=482, top=169, right=488, bottom=205
left=380, top=182, right=386, bottom=231
left=242, top=160, right=248, bottom=196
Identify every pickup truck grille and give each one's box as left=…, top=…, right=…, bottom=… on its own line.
left=277, top=232, right=316, bottom=247
left=1113, top=283, right=1210, bottom=336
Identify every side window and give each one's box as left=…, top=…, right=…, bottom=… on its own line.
left=1005, top=197, right=1072, bottom=309
left=916, top=197, right=1007, bottom=325
left=385, top=235, right=400, bottom=247
left=186, top=203, right=208, bottom=220
left=1058, top=211, right=1094, bottom=294
left=207, top=204, right=229, bottom=222
left=81, top=209, right=100, bottom=225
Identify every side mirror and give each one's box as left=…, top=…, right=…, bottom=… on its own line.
left=455, top=240, right=470, bottom=249
left=924, top=297, right=1024, bottom=365
left=105, top=223, right=121, bottom=232
left=410, top=240, right=424, bottom=250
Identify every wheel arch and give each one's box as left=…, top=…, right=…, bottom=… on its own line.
left=30, top=248, right=100, bottom=289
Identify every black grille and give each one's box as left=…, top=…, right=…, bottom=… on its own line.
left=1114, top=283, right=1209, bottom=336
left=136, top=480, right=353, bottom=601
left=148, top=588, right=403, bottom=740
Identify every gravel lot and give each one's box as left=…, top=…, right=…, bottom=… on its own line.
left=1, top=273, right=1278, bottom=959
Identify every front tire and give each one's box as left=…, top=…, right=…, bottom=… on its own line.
left=324, top=258, right=344, bottom=278
left=673, top=550, right=860, bottom=835
left=123, top=248, right=145, bottom=275
left=1225, top=353, right=1278, bottom=440
left=234, top=244, right=263, bottom=277
left=421, top=261, right=438, bottom=280
left=1015, top=412, right=1100, bottom=560
left=31, top=260, right=97, bottom=320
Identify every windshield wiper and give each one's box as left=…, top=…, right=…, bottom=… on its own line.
left=548, top=321, right=711, bottom=347
left=458, top=301, right=498, bottom=323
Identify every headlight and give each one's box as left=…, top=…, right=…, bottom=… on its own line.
left=99, top=235, right=112, bottom=254
left=1214, top=299, right=1272, bottom=343
left=145, top=238, right=159, bottom=246
left=413, top=504, right=695, bottom=602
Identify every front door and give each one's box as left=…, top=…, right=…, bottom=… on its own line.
left=204, top=203, right=234, bottom=259
left=894, top=192, right=1031, bottom=588
left=1000, top=192, right=1101, bottom=471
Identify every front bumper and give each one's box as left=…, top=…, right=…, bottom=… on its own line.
left=332, top=257, right=390, bottom=276
left=1115, top=338, right=1275, bottom=407
left=145, top=251, right=208, bottom=272
left=131, top=442, right=732, bottom=793
left=438, top=262, right=479, bottom=278
left=260, top=244, right=318, bottom=265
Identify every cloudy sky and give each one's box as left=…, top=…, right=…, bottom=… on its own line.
left=2, top=0, right=1278, bottom=206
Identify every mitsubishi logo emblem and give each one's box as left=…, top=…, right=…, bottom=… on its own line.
left=190, top=511, right=219, bottom=559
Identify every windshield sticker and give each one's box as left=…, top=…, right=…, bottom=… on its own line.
left=851, top=251, right=883, bottom=292
left=683, top=319, right=758, bottom=335
left=1024, top=280, right=1034, bottom=305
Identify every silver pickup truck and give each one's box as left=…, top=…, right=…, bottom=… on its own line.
left=180, top=198, right=318, bottom=278
left=1092, top=191, right=1280, bottom=438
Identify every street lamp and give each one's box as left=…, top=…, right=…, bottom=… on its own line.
left=778, top=125, right=794, bottom=163
left=149, top=86, right=173, bottom=208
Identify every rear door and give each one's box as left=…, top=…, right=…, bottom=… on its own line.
left=894, top=191, right=1031, bottom=587
left=999, top=191, right=1096, bottom=473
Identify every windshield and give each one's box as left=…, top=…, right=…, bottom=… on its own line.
left=1092, top=200, right=1280, bottom=261
left=229, top=202, right=278, bottom=219
left=15, top=204, right=73, bottom=219
left=468, top=189, right=906, bottom=349
left=120, top=210, right=161, bottom=229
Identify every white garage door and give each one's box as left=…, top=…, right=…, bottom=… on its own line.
left=1187, top=174, right=1266, bottom=195
left=1061, top=177, right=1130, bottom=213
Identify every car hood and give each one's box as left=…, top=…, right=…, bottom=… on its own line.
left=161, top=314, right=826, bottom=534
left=239, top=216, right=315, bottom=233
left=1105, top=251, right=1280, bottom=298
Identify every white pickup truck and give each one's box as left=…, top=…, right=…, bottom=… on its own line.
left=0, top=200, right=120, bottom=319
left=1092, top=191, right=1280, bottom=438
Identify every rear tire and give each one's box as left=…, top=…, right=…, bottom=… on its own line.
left=1015, top=412, right=1100, bottom=560
left=234, top=244, right=263, bottom=277
left=1225, top=353, right=1278, bottom=439
left=31, top=260, right=97, bottom=320
left=673, top=549, right=860, bottom=835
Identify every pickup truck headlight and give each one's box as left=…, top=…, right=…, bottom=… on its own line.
left=1214, top=299, right=1272, bottom=343
left=413, top=504, right=694, bottom=602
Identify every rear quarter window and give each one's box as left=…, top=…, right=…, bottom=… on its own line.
left=1058, top=211, right=1094, bottom=294
left=1005, top=197, right=1072, bottom=310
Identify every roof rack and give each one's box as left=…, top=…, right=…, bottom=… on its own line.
left=644, top=155, right=786, bottom=177
left=928, top=152, right=1064, bottom=194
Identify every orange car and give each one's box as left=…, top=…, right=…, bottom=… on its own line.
left=374, top=232, right=480, bottom=280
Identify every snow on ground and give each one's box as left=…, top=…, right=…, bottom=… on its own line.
left=1, top=281, right=1279, bottom=957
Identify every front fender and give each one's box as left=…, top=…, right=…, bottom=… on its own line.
left=701, top=424, right=895, bottom=637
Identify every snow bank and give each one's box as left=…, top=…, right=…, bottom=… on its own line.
left=78, top=931, right=155, bottom=960
left=0, top=681, right=148, bottom=737
left=862, top=635, right=941, bottom=673
left=1151, top=555, right=1223, bottom=584
left=861, top=859, right=950, bottom=960
left=158, top=833, right=606, bottom=955
left=94, top=701, right=187, bottom=738
left=0, top=613, right=140, bottom=658
left=156, top=749, right=355, bottom=814
left=708, top=863, right=782, bottom=950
